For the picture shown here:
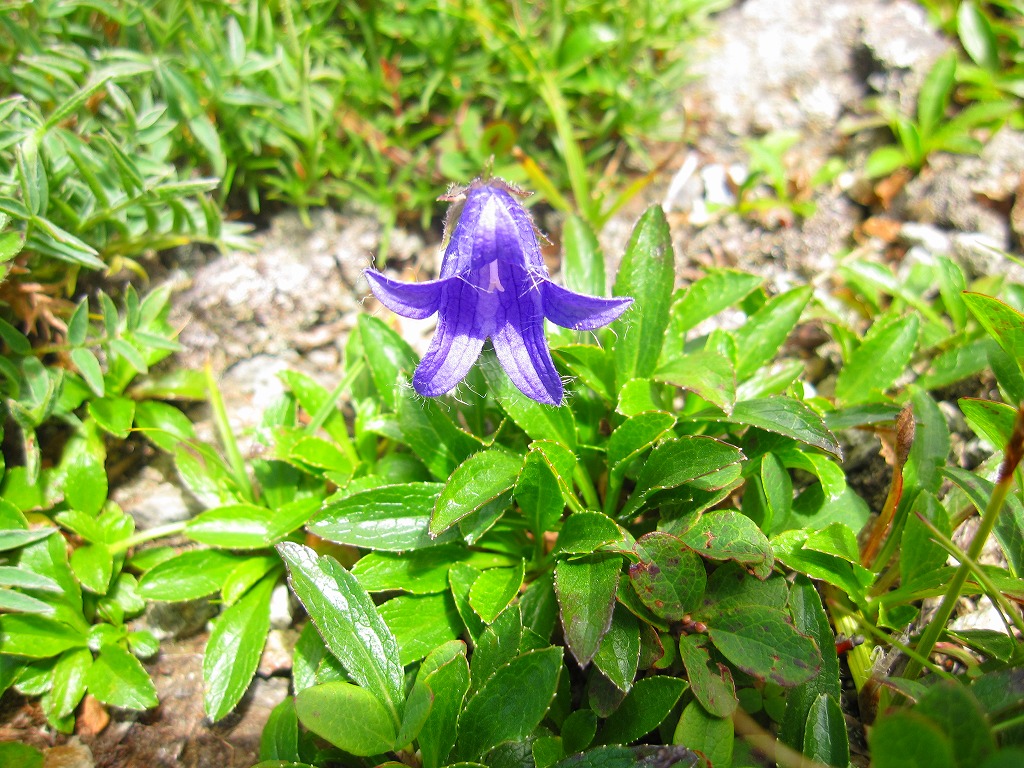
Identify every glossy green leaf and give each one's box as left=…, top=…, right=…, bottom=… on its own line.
left=958, top=1, right=999, bottom=70
left=678, top=635, right=737, bottom=718
left=517, top=449, right=567, bottom=537
left=62, top=448, right=107, bottom=517
left=186, top=503, right=279, bottom=549
left=413, top=641, right=470, bottom=768
left=592, top=606, right=640, bottom=693
left=681, top=510, right=774, bottom=580
left=454, top=647, right=563, bottom=761
left=449, top=562, right=486, bottom=641
left=670, top=269, right=762, bottom=335
left=728, top=397, right=842, bottom=457
left=802, top=693, right=850, bottom=768
left=655, top=350, right=736, bottom=413
left=469, top=560, right=525, bottom=623
left=615, top=378, right=664, bottom=417
left=86, top=643, right=158, bottom=710
left=629, top=532, right=706, bottom=621
left=707, top=604, right=820, bottom=687
left=597, top=675, right=687, bottom=746
left=620, top=437, right=745, bottom=518
left=397, top=390, right=484, bottom=479
left=69, top=543, right=113, bottom=594
left=379, top=593, right=462, bottom=665
left=296, top=681, right=398, bottom=756
left=555, top=555, right=621, bottom=667
left=484, top=358, right=578, bottom=448
left=47, top=647, right=92, bottom=719
left=203, top=574, right=274, bottom=721
left=672, top=699, right=732, bottom=768
left=959, top=397, right=1016, bottom=449
left=555, top=511, right=622, bottom=556
left=431, top=450, right=522, bottom=537
left=359, top=314, right=417, bottom=411
left=606, top=411, right=676, bottom=476
left=277, top=542, right=404, bottom=725
left=0, top=614, right=86, bottom=658
left=88, top=396, right=136, bottom=439
left=555, top=345, right=615, bottom=401
left=260, top=698, right=300, bottom=762
left=612, top=205, right=674, bottom=385
left=779, top=576, right=843, bottom=754
left=313, top=483, right=453, bottom=551
left=354, top=547, right=510, bottom=595
left=70, top=347, right=105, bottom=397
left=732, top=286, right=812, bottom=378
left=139, top=549, right=244, bottom=601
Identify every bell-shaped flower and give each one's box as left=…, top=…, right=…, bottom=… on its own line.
left=365, top=179, right=633, bottom=405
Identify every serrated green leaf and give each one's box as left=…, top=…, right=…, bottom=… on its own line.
left=681, top=510, right=774, bottom=580
left=414, top=641, right=470, bottom=768
left=353, top=547, right=510, bottom=595
left=707, top=605, right=820, bottom=687
left=592, top=606, right=640, bottom=693
left=203, top=574, right=274, bottom=721
left=397, top=389, right=484, bottom=479
left=655, top=350, right=736, bottom=413
left=277, top=542, right=404, bottom=725
left=606, top=411, right=676, bottom=475
left=296, top=681, right=398, bottom=756
left=612, top=206, right=674, bottom=385
left=672, top=699, right=732, bottom=767
left=431, top=450, right=522, bottom=537
left=313, top=483, right=452, bottom=551
left=835, top=314, right=919, bottom=405
left=379, top=593, right=462, bottom=665
left=0, top=614, right=86, bottom=658
left=516, top=449, right=566, bottom=537
left=597, top=675, right=687, bottom=746
left=139, top=549, right=244, bottom=601
left=469, top=560, right=525, bottom=623
left=555, top=511, right=622, bottom=556
left=733, top=286, right=812, bottom=379
left=555, top=555, right=621, bottom=667
left=669, top=269, right=763, bottom=335
left=629, top=532, right=706, bottom=621
left=86, top=643, right=158, bottom=710
left=359, top=314, right=417, bottom=411
left=678, top=635, right=737, bottom=718
left=88, top=396, right=135, bottom=439
left=454, top=647, right=563, bottom=761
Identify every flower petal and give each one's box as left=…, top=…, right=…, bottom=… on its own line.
left=365, top=270, right=447, bottom=320
left=542, top=281, right=634, bottom=331
left=413, top=278, right=489, bottom=397
left=491, top=262, right=563, bottom=405
left=440, top=185, right=546, bottom=279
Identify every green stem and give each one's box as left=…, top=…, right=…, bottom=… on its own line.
left=110, top=521, right=188, bottom=555
left=602, top=471, right=623, bottom=518
left=573, top=465, right=600, bottom=511
left=206, top=363, right=255, bottom=503
left=538, top=72, right=594, bottom=225
left=904, top=417, right=1022, bottom=679
left=305, top=358, right=365, bottom=466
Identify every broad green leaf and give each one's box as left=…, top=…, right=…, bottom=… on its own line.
left=0, top=527, right=55, bottom=552
left=47, top=647, right=92, bottom=719
left=449, top=562, right=486, bottom=641
left=678, top=635, right=737, bottom=717
left=964, top=292, right=1024, bottom=367
left=62, top=447, right=107, bottom=517
left=133, top=400, right=195, bottom=452
left=67, top=299, right=89, bottom=347
left=555, top=345, right=615, bottom=401
left=803, top=694, right=850, bottom=768
left=669, top=269, right=762, bottom=335
left=901, top=494, right=950, bottom=585
left=0, top=566, right=60, bottom=592
left=869, top=711, right=956, bottom=768
left=186, top=503, right=279, bottom=549
left=470, top=606, right=524, bottom=695
left=771, top=529, right=873, bottom=599
left=655, top=350, right=736, bottom=413
left=413, top=641, right=470, bottom=768
left=516, top=450, right=566, bottom=537
left=606, top=411, right=676, bottom=475
left=835, top=314, right=919, bottom=405
left=959, top=397, right=1016, bottom=448
left=917, top=681, right=996, bottom=766
left=943, top=466, right=1024, bottom=576
left=0, top=614, right=86, bottom=658
left=203, top=574, right=274, bottom=721
left=615, top=378, right=664, bottom=417
left=353, top=547, right=511, bottom=594
left=681, top=510, right=774, bottom=580
left=620, top=437, right=745, bottom=518
left=484, top=359, right=578, bottom=448
left=592, top=606, right=640, bottom=693
left=359, top=314, right=417, bottom=411
left=563, top=214, right=606, bottom=297
left=612, top=205, right=674, bottom=384
left=313, top=483, right=453, bottom=551
left=629, top=532, right=706, bottom=621
left=700, top=562, right=788, bottom=612
left=597, top=675, right=687, bottom=745
left=729, top=397, right=841, bottom=457
left=286, top=436, right=352, bottom=474
left=779, top=576, right=843, bottom=754
left=397, top=389, right=484, bottom=479
left=521, top=570, right=559, bottom=641
left=260, top=698, right=300, bottom=762
left=70, top=543, right=113, bottom=594
left=296, top=681, right=398, bottom=756
left=88, top=396, right=135, bottom=439
left=555, top=555, right=621, bottom=667
left=277, top=543, right=404, bottom=725
left=469, top=561, right=525, bottom=623
left=379, top=593, right=462, bottom=666
left=555, top=511, right=622, bottom=555
left=454, top=647, right=563, bottom=761
left=732, top=286, right=812, bottom=379
left=139, top=550, right=244, bottom=601
left=86, top=643, right=158, bottom=710
left=707, top=605, right=820, bottom=686
left=431, top=450, right=522, bottom=537
left=672, top=699, right=733, bottom=768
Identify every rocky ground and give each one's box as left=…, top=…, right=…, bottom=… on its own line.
left=5, top=0, right=1022, bottom=765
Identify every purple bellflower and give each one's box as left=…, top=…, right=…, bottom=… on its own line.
left=365, top=178, right=633, bottom=405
